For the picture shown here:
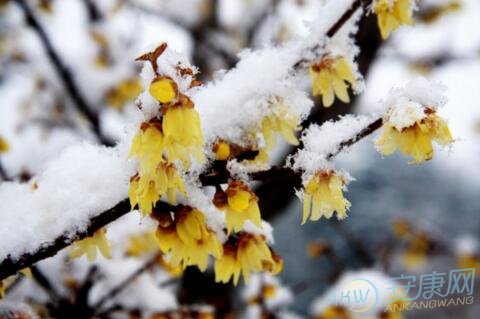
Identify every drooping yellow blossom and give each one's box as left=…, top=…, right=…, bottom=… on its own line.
left=375, top=110, right=454, bottom=164
left=214, top=234, right=282, bottom=285
left=374, top=0, right=414, bottom=39
left=302, top=170, right=351, bottom=224
left=314, top=305, right=349, bottom=319
left=162, top=95, right=205, bottom=167
left=0, top=136, right=9, bottom=153
left=155, top=207, right=222, bottom=271
left=261, top=104, right=301, bottom=151
left=129, top=163, right=186, bottom=215
left=126, top=231, right=158, bottom=257
left=309, top=56, right=357, bottom=107
left=105, top=78, right=143, bottom=109
left=69, top=228, right=112, bottom=262
left=129, top=121, right=165, bottom=176
left=213, top=181, right=262, bottom=234
left=149, top=77, right=178, bottom=104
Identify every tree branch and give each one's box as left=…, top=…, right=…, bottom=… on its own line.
left=12, top=0, right=113, bottom=146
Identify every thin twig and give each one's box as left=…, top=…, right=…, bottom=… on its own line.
left=12, top=0, right=113, bottom=146
left=93, top=254, right=159, bottom=310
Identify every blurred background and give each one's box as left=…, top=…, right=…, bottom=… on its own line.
left=1, top=0, right=480, bottom=318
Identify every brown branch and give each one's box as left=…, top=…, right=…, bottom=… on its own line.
left=12, top=0, right=113, bottom=146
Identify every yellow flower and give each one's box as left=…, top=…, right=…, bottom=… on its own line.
left=129, top=163, right=186, bottom=215
left=214, top=181, right=262, bottom=234
left=162, top=95, right=205, bottom=167
left=212, top=140, right=231, bottom=161
left=375, top=110, right=454, bottom=164
left=149, top=77, right=178, bottom=104
left=374, top=0, right=414, bottom=39
left=105, top=78, right=143, bottom=109
left=0, top=136, right=9, bottom=153
left=214, top=234, right=282, bottom=285
left=302, top=171, right=350, bottom=224
left=69, top=228, right=112, bottom=262
left=314, top=305, right=349, bottom=319
left=155, top=207, right=222, bottom=271
left=261, top=105, right=300, bottom=151
left=129, top=121, right=165, bottom=177
left=126, top=231, right=158, bottom=257
left=309, top=56, right=357, bottom=107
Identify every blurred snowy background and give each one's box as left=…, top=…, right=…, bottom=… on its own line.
left=1, top=0, right=480, bottom=318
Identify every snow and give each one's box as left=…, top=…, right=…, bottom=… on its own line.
left=0, top=143, right=134, bottom=262
left=381, top=77, right=447, bottom=130
left=290, top=115, right=374, bottom=175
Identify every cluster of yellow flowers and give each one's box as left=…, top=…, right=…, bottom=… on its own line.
left=374, top=0, right=414, bottom=39
left=375, top=108, right=454, bottom=164
left=155, top=207, right=222, bottom=271
left=213, top=181, right=262, bottom=234
left=309, top=56, right=357, bottom=108
left=69, top=228, right=112, bottom=262
left=214, top=233, right=283, bottom=284
left=128, top=75, right=204, bottom=215
left=302, top=170, right=351, bottom=224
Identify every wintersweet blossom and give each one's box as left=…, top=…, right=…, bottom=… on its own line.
left=162, top=94, right=205, bottom=167
left=302, top=170, right=351, bottom=224
left=69, top=228, right=112, bottom=262
left=213, top=181, right=262, bottom=234
left=105, top=78, right=143, bottom=109
left=214, top=234, right=282, bottom=285
left=0, top=136, right=8, bottom=153
left=261, top=103, right=300, bottom=150
left=375, top=109, right=454, bottom=164
left=129, top=162, right=186, bottom=214
left=374, top=0, right=414, bottom=39
left=155, top=207, right=222, bottom=271
left=126, top=231, right=158, bottom=257
left=309, top=56, right=357, bottom=107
